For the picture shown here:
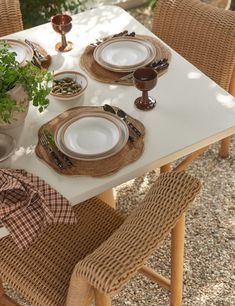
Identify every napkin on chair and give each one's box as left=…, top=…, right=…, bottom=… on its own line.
left=0, top=169, right=77, bottom=248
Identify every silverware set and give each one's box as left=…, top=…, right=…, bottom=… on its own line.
left=25, top=39, right=50, bottom=69
left=103, top=104, right=142, bottom=142
left=90, top=30, right=136, bottom=47
left=120, top=58, right=169, bottom=81
left=40, top=132, right=73, bottom=169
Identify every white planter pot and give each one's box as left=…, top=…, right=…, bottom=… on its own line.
left=0, top=85, right=29, bottom=130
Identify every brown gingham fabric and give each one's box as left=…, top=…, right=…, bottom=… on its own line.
left=0, top=169, right=76, bottom=248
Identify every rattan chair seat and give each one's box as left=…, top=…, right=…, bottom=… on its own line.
left=0, top=198, right=124, bottom=306
left=0, top=172, right=201, bottom=306
left=0, top=0, right=23, bottom=37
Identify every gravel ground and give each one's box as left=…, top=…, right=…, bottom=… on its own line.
left=4, top=1, right=235, bottom=305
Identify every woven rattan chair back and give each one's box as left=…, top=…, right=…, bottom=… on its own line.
left=0, top=172, right=201, bottom=306
left=152, top=0, right=235, bottom=93
left=0, top=0, right=23, bottom=37
left=153, top=0, right=235, bottom=164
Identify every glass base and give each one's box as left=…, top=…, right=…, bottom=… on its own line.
left=134, top=96, right=156, bottom=111
left=55, top=41, right=73, bottom=52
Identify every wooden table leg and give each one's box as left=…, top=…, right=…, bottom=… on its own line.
left=170, top=213, right=185, bottom=306
left=219, top=136, right=231, bottom=158
left=160, top=164, right=172, bottom=173
left=98, top=189, right=116, bottom=208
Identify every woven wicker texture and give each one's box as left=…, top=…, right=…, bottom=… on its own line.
left=80, top=35, right=172, bottom=86
left=152, top=0, right=235, bottom=92
left=0, top=197, right=124, bottom=306
left=71, top=171, right=201, bottom=295
left=0, top=0, right=23, bottom=37
left=35, top=106, right=145, bottom=177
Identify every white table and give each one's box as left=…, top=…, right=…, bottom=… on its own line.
left=1, top=5, right=235, bottom=239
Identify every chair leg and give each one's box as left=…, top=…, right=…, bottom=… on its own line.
left=94, top=290, right=111, bottom=306
left=66, top=274, right=94, bottom=306
left=219, top=136, right=231, bottom=158
left=170, top=214, right=185, bottom=306
left=160, top=163, right=172, bottom=173
left=0, top=278, right=20, bottom=306
left=98, top=189, right=116, bottom=208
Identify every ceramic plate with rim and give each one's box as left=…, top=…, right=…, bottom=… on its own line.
left=94, top=37, right=156, bottom=72
left=55, top=111, right=129, bottom=161
left=62, top=116, right=121, bottom=156
left=0, top=39, right=33, bottom=65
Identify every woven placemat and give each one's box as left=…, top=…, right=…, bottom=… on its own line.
left=80, top=34, right=172, bottom=86
left=35, top=106, right=145, bottom=177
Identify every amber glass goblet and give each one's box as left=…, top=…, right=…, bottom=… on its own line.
left=133, top=67, right=158, bottom=111
left=51, top=14, right=73, bottom=52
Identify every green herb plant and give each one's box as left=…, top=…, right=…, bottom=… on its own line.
left=0, top=42, right=52, bottom=123
left=148, top=0, right=158, bottom=10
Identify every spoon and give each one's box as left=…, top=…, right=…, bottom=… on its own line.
left=102, top=104, right=134, bottom=142
left=116, top=109, right=142, bottom=137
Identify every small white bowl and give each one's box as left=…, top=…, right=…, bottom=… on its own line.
left=50, top=71, right=88, bottom=101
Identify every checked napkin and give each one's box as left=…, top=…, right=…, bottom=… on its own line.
left=0, top=169, right=77, bottom=248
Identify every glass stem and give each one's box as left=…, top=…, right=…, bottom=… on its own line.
left=61, top=34, right=67, bottom=48
left=142, top=90, right=149, bottom=105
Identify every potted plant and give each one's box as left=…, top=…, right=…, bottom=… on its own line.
left=0, top=42, right=52, bottom=128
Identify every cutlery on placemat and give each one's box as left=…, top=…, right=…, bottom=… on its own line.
left=120, top=58, right=169, bottom=81
left=117, top=109, right=142, bottom=137
left=43, top=130, right=73, bottom=167
left=103, top=104, right=134, bottom=142
left=40, top=133, right=64, bottom=169
left=103, top=104, right=141, bottom=138
left=103, top=104, right=116, bottom=114
left=90, top=31, right=136, bottom=47
left=25, top=39, right=47, bottom=62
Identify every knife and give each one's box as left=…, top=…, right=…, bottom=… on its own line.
left=120, top=58, right=169, bottom=81
left=25, top=39, right=47, bottom=62
left=102, top=104, right=135, bottom=142
left=117, top=109, right=142, bottom=137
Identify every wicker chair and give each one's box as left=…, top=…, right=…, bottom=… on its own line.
left=152, top=0, right=235, bottom=173
left=0, top=0, right=23, bottom=37
left=0, top=171, right=201, bottom=306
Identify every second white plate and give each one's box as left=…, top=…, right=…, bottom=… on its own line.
left=1, top=39, right=33, bottom=65
left=62, top=116, right=121, bottom=156
left=55, top=111, right=129, bottom=161
left=94, top=37, right=156, bottom=72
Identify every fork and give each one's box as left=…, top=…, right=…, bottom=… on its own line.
left=90, top=31, right=135, bottom=47
left=40, top=133, right=64, bottom=169
left=43, top=130, right=73, bottom=167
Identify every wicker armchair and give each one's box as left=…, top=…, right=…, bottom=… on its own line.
left=0, top=171, right=201, bottom=306
left=153, top=0, right=235, bottom=171
left=0, top=0, right=23, bottom=37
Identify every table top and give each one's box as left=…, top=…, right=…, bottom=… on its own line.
left=1, top=6, right=235, bottom=239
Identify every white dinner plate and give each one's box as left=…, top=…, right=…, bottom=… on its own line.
left=55, top=111, right=129, bottom=161
left=0, top=39, right=33, bottom=65
left=94, top=37, right=156, bottom=72
left=62, top=116, right=121, bottom=155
